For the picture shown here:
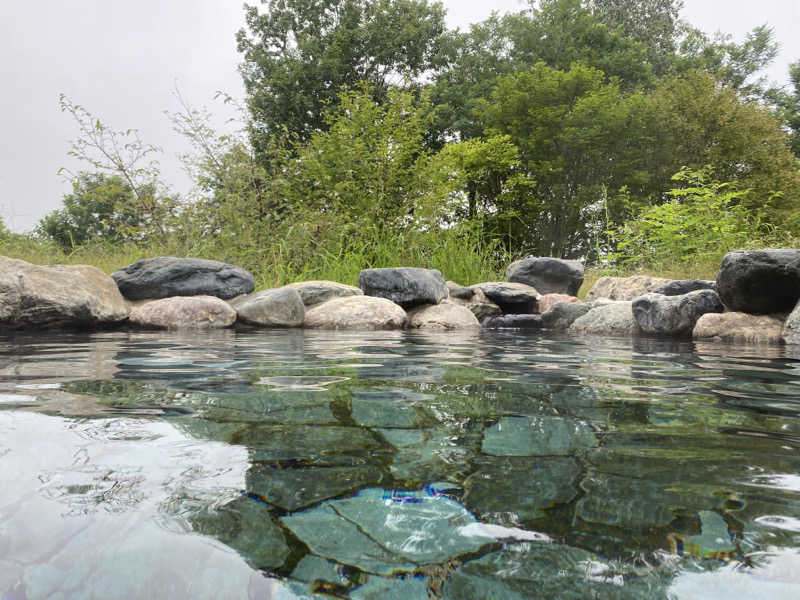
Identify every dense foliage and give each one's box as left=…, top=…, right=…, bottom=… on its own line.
left=22, top=0, right=800, bottom=284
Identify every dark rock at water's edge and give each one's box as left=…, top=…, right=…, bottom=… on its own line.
left=633, top=289, right=724, bottom=337
left=506, top=256, right=584, bottom=296
left=482, top=314, right=543, bottom=329
left=358, top=267, right=447, bottom=308
left=112, top=257, right=255, bottom=300
left=541, top=301, right=592, bottom=330
left=651, top=279, right=716, bottom=296
left=446, top=280, right=475, bottom=300
left=472, top=282, right=540, bottom=314
left=716, top=249, right=800, bottom=314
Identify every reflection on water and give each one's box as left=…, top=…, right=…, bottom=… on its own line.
left=1, top=329, right=800, bottom=598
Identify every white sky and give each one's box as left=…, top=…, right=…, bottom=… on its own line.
left=1, top=0, right=798, bottom=233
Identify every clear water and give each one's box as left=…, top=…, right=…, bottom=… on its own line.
left=1, top=329, right=799, bottom=599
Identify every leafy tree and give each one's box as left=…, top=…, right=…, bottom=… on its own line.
left=478, top=62, right=649, bottom=257
left=769, top=59, right=800, bottom=158
left=36, top=173, right=144, bottom=249
left=237, top=0, right=448, bottom=151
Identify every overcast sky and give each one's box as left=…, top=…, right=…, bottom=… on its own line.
left=1, top=0, right=798, bottom=232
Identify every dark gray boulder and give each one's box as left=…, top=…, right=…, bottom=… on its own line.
left=541, top=301, right=592, bottom=330
left=446, top=280, right=475, bottom=300
left=358, top=267, right=447, bottom=308
left=716, top=249, right=800, bottom=314
left=112, top=257, right=255, bottom=300
left=632, top=289, right=724, bottom=336
left=505, top=256, right=584, bottom=296
left=651, top=279, right=716, bottom=296
left=471, top=282, right=539, bottom=314
left=482, top=314, right=542, bottom=329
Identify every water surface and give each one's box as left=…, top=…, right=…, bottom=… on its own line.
left=1, top=329, right=799, bottom=599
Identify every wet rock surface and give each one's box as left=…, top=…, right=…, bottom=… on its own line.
left=568, top=301, right=639, bottom=336
left=505, top=256, right=584, bottom=296
left=230, top=287, right=305, bottom=327
left=358, top=267, right=447, bottom=308
left=129, top=295, right=237, bottom=330
left=111, top=256, right=255, bottom=300
left=407, top=303, right=480, bottom=330
left=482, top=314, right=543, bottom=329
left=784, top=300, right=800, bottom=344
left=541, top=301, right=592, bottom=330
left=632, top=289, right=724, bottom=336
left=716, top=249, right=800, bottom=314
left=693, top=311, right=785, bottom=344
left=471, top=281, right=540, bottom=314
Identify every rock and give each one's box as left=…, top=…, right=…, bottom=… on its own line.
left=303, top=296, right=407, bottom=330
left=784, top=300, right=800, bottom=345
left=0, top=255, right=129, bottom=329
left=537, top=293, right=580, bottom=314
left=129, top=296, right=237, bottom=329
left=693, top=312, right=785, bottom=344
left=482, top=415, right=596, bottom=456
left=585, top=275, right=670, bottom=301
left=284, top=280, right=363, bottom=306
left=230, top=287, right=305, bottom=327
left=442, top=287, right=502, bottom=320
left=632, top=289, right=724, bottom=336
left=651, top=279, right=716, bottom=296
left=481, top=314, right=543, bottom=329
left=446, top=280, right=475, bottom=300
left=716, top=249, right=800, bottom=314
left=111, top=256, right=254, bottom=300
left=505, top=256, right=584, bottom=296
left=471, top=282, right=540, bottom=314
left=358, top=267, right=447, bottom=308
left=407, top=303, right=480, bottom=330
left=568, top=301, right=639, bottom=336
left=541, top=301, right=592, bottom=330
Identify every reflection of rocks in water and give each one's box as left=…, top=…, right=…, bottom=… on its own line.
left=280, top=486, right=495, bottom=576
left=188, top=495, right=290, bottom=570
left=377, top=426, right=481, bottom=485
left=246, top=464, right=386, bottom=511
left=464, top=456, right=579, bottom=523
left=482, top=415, right=597, bottom=456
left=442, top=542, right=671, bottom=599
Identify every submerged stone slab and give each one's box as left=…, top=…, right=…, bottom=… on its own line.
left=585, top=275, right=670, bottom=301
left=358, top=267, right=447, bottom=308
left=632, top=289, right=724, bottom=336
left=505, top=256, right=584, bottom=296
left=568, top=301, right=639, bottom=336
left=716, top=249, right=800, bottom=314
left=378, top=427, right=480, bottom=484
left=482, top=415, right=596, bottom=456
left=129, top=296, right=236, bottom=330
left=0, top=255, right=129, bottom=329
left=230, top=286, right=305, bottom=327
left=285, top=280, right=363, bottom=306
left=693, top=312, right=785, bottom=344
left=112, top=256, right=254, bottom=300
left=471, top=282, right=540, bottom=314
left=407, top=303, right=480, bottom=330
left=281, top=486, right=495, bottom=575
left=304, top=296, right=407, bottom=330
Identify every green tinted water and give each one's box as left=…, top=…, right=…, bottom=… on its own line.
left=1, top=330, right=799, bottom=599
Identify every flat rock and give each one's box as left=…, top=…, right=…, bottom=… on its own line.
left=585, top=275, right=670, bottom=301
left=784, top=300, right=800, bottom=345
left=407, top=303, right=480, bottom=330
left=230, top=287, right=304, bottom=327
left=693, top=312, right=785, bottom=344
left=111, top=256, right=254, bottom=300
left=129, top=296, right=236, bottom=330
left=541, top=301, right=592, bottom=330
left=0, top=255, right=129, bottom=329
left=651, top=279, right=716, bottom=296
left=632, top=289, right=724, bottom=336
left=537, top=293, right=580, bottom=314
left=285, top=280, right=362, bottom=306
left=303, top=296, right=407, bottom=330
left=482, top=415, right=597, bottom=456
left=716, top=249, right=800, bottom=314
left=505, top=256, right=584, bottom=296
left=471, top=281, right=540, bottom=314
left=482, top=314, right=542, bottom=329
left=357, top=267, right=447, bottom=308
left=568, top=301, right=639, bottom=336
